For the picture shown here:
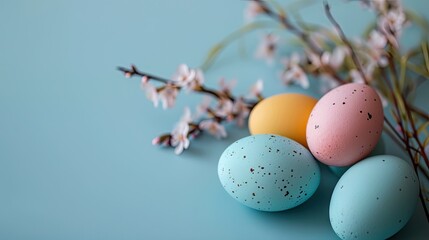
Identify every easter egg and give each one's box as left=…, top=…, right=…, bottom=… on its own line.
left=329, top=136, right=385, bottom=177
left=249, top=93, right=317, bottom=148
left=306, top=83, right=384, bottom=166
left=329, top=155, right=419, bottom=240
left=218, top=134, right=320, bottom=212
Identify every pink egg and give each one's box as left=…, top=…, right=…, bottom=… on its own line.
left=306, top=83, right=384, bottom=166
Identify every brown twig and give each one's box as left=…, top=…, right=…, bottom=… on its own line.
left=254, top=0, right=323, bottom=55
left=403, top=94, right=429, bottom=167
left=383, top=124, right=429, bottom=179
left=384, top=44, right=429, bottom=221
left=117, top=65, right=234, bottom=101
left=408, top=103, right=429, bottom=121
left=323, top=2, right=369, bottom=84
left=383, top=117, right=420, bottom=153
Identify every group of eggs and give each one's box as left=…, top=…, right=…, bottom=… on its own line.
left=218, top=83, right=420, bottom=240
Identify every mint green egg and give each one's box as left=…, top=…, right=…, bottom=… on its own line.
left=329, top=155, right=419, bottom=240
left=218, top=134, right=320, bottom=212
left=329, top=136, right=385, bottom=177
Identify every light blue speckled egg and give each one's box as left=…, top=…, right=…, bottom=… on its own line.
left=329, top=137, right=385, bottom=177
left=330, top=155, right=419, bottom=240
left=218, top=134, right=320, bottom=212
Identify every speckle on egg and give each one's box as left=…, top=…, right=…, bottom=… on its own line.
left=306, top=83, right=384, bottom=166
left=218, top=134, right=320, bottom=212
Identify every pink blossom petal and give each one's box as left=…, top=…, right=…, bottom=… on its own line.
left=152, top=137, right=161, bottom=145
left=244, top=1, right=264, bottom=22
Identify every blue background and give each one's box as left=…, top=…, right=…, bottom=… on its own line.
left=1, top=0, right=428, bottom=239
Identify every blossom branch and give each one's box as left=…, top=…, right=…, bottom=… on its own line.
left=252, top=0, right=323, bottom=55
left=119, top=64, right=264, bottom=154
left=117, top=65, right=225, bottom=100
left=252, top=0, right=348, bottom=86
left=151, top=98, right=258, bottom=154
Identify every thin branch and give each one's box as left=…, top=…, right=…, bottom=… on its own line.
left=416, top=166, right=429, bottom=222
left=408, top=103, right=429, bottom=121
left=403, top=94, right=429, bottom=167
left=384, top=116, right=420, bottom=153
left=117, top=65, right=231, bottom=101
left=255, top=0, right=323, bottom=55
left=384, top=124, right=429, bottom=179
left=117, top=66, right=169, bottom=84
left=323, top=1, right=368, bottom=84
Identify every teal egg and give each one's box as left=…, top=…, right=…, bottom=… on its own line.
left=329, top=155, right=419, bottom=240
left=329, top=136, right=385, bottom=177
left=218, top=134, right=320, bottom=212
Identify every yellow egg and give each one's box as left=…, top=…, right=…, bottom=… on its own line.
left=248, top=93, right=317, bottom=148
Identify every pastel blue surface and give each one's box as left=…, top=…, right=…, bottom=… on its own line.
left=1, top=0, right=428, bottom=239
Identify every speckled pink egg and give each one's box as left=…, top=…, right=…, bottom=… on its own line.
left=306, top=83, right=384, bottom=166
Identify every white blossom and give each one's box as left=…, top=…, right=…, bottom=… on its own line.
left=172, top=64, right=195, bottom=84
left=171, top=122, right=190, bottom=155
left=306, top=51, right=322, bottom=70
left=349, top=59, right=376, bottom=84
left=248, top=79, right=263, bottom=98
left=378, top=9, right=406, bottom=48
left=158, top=84, right=178, bottom=109
left=184, top=69, right=205, bottom=91
left=281, top=53, right=309, bottom=88
left=199, top=120, right=227, bottom=139
left=233, top=98, right=250, bottom=127
left=364, top=61, right=376, bottom=82
left=244, top=1, right=264, bottom=22
left=281, top=65, right=309, bottom=89
left=367, top=30, right=388, bottom=66
left=368, top=30, right=387, bottom=49
left=255, top=34, right=278, bottom=64
left=192, top=69, right=205, bottom=88
left=321, top=46, right=349, bottom=70
left=141, top=82, right=159, bottom=108
left=282, top=53, right=301, bottom=68
left=171, top=107, right=193, bottom=154
left=350, top=69, right=365, bottom=84
left=215, top=99, right=234, bottom=121
left=172, top=64, right=204, bottom=91
left=141, top=76, right=149, bottom=84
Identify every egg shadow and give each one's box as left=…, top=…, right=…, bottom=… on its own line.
left=242, top=164, right=341, bottom=238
